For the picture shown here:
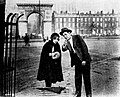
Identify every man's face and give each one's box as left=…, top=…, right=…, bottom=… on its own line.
left=62, top=32, right=71, bottom=40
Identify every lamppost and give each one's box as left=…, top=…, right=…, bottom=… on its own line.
left=39, top=0, right=45, bottom=41
left=39, top=0, right=41, bottom=35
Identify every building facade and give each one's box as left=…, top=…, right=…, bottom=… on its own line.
left=52, top=10, right=118, bottom=36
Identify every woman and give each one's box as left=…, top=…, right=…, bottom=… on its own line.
left=37, top=33, right=64, bottom=87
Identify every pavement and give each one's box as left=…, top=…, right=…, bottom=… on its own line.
left=14, top=39, right=120, bottom=97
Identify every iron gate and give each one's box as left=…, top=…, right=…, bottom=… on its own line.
left=0, top=13, right=23, bottom=97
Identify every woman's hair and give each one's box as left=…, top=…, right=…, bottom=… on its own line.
left=50, top=33, right=60, bottom=41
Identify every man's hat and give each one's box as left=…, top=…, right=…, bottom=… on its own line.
left=59, top=28, right=72, bottom=35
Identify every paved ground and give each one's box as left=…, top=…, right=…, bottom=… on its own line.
left=14, top=39, right=120, bottom=97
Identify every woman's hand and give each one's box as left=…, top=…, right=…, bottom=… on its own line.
left=51, top=52, right=60, bottom=59
left=82, top=61, right=86, bottom=66
left=49, top=53, right=55, bottom=56
left=49, top=53, right=52, bottom=56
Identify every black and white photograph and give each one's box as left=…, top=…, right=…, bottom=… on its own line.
left=0, top=0, right=120, bottom=97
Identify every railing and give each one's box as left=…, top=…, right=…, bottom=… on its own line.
left=0, top=13, right=23, bottom=97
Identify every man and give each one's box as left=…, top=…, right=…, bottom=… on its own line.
left=59, top=28, right=92, bottom=97
left=23, top=33, right=30, bottom=46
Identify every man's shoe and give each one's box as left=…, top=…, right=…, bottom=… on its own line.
left=74, top=91, right=81, bottom=97
left=86, top=94, right=92, bottom=97
left=76, top=94, right=81, bottom=97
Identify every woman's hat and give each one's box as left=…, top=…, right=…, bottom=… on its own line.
left=59, top=28, right=72, bottom=35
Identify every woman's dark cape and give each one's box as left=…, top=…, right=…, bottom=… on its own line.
left=37, top=40, right=63, bottom=83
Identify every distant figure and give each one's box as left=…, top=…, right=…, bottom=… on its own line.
left=43, top=36, right=49, bottom=42
left=37, top=33, right=64, bottom=87
left=23, top=33, right=30, bottom=46
left=17, top=35, right=20, bottom=39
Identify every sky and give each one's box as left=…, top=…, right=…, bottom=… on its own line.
left=6, top=0, right=120, bottom=13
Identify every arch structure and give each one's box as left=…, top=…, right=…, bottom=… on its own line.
left=17, top=3, right=53, bottom=38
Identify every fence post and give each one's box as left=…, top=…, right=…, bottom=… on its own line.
left=0, top=1, right=6, bottom=96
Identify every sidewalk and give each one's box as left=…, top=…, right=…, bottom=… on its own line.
left=15, top=67, right=77, bottom=97
left=15, top=59, right=120, bottom=97
left=15, top=38, right=120, bottom=97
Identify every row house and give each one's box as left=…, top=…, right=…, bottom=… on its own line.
left=52, top=10, right=118, bottom=36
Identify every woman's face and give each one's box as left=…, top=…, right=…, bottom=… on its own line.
left=52, top=36, right=59, bottom=44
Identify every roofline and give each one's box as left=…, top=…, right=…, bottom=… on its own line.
left=17, top=3, right=53, bottom=7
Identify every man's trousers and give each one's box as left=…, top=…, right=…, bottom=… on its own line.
left=75, top=59, right=92, bottom=96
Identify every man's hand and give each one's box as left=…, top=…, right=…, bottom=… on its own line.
left=62, top=40, right=67, bottom=48
left=82, top=61, right=86, bottom=66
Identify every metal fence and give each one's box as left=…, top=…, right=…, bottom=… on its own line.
left=0, top=13, right=23, bottom=97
